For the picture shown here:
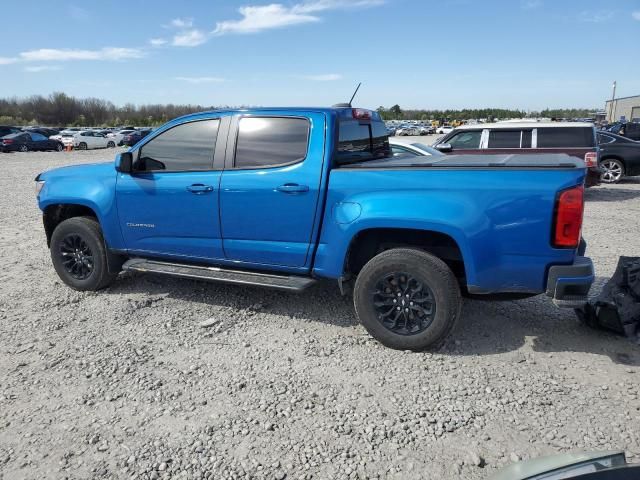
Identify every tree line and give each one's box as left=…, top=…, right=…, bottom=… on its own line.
left=0, top=93, right=600, bottom=127
left=0, top=92, right=227, bottom=127
left=377, top=105, right=598, bottom=121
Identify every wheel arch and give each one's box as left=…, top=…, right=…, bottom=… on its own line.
left=43, top=203, right=99, bottom=247
left=600, top=154, right=626, bottom=168
left=343, top=227, right=468, bottom=287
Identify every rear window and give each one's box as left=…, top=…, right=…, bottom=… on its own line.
left=488, top=130, right=521, bottom=148
left=537, top=127, right=594, bottom=148
left=337, top=120, right=391, bottom=163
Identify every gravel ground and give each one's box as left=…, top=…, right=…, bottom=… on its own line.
left=1, top=147, right=639, bottom=480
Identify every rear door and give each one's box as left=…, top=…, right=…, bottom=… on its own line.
left=219, top=112, right=325, bottom=269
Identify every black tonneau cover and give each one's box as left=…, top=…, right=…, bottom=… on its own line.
left=342, top=153, right=584, bottom=169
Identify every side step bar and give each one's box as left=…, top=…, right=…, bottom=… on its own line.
left=122, top=258, right=316, bottom=292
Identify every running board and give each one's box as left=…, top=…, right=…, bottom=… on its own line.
left=122, top=258, right=316, bottom=292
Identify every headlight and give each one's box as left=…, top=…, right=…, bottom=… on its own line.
left=35, top=180, right=45, bottom=195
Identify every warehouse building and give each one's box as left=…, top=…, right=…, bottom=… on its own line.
left=605, top=94, right=640, bottom=122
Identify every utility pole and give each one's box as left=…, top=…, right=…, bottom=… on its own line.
left=609, top=81, right=617, bottom=122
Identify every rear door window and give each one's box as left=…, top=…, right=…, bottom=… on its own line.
left=29, top=133, right=48, bottom=141
left=597, top=133, right=615, bottom=145
left=487, top=130, right=521, bottom=148
left=234, top=117, right=309, bottom=169
left=447, top=130, right=482, bottom=149
left=536, top=127, right=594, bottom=148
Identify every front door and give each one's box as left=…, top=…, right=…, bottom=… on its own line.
left=116, top=117, right=227, bottom=261
left=219, top=113, right=326, bottom=269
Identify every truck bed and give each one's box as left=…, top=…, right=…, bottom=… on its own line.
left=314, top=153, right=587, bottom=295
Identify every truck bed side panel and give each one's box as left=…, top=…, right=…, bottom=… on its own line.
left=313, top=167, right=586, bottom=294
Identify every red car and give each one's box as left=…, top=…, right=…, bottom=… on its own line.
left=432, top=122, right=601, bottom=186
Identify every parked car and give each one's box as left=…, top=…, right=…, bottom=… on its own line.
left=35, top=106, right=593, bottom=351
left=121, top=129, right=152, bottom=146
left=61, top=131, right=115, bottom=150
left=389, top=139, right=444, bottom=157
left=27, top=127, right=60, bottom=138
left=1, top=132, right=64, bottom=152
left=396, top=126, right=420, bottom=136
left=432, top=122, right=601, bottom=187
left=436, top=125, right=454, bottom=134
left=597, top=132, right=640, bottom=183
left=106, top=129, right=136, bottom=146
left=49, top=129, right=78, bottom=142
left=616, top=122, right=640, bottom=141
left=0, top=125, right=22, bottom=138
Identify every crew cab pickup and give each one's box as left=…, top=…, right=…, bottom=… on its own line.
left=35, top=107, right=594, bottom=350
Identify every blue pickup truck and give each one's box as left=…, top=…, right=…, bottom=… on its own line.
left=35, top=106, right=594, bottom=350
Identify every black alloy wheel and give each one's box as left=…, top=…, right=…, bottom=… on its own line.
left=58, top=233, right=94, bottom=280
left=372, top=272, right=436, bottom=335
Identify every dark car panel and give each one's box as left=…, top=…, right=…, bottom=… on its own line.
left=597, top=132, right=640, bottom=181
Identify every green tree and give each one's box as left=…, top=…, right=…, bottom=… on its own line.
left=389, top=104, right=403, bottom=120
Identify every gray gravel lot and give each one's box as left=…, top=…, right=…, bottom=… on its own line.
left=1, top=147, right=639, bottom=480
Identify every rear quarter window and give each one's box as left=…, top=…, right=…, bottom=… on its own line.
left=537, top=127, right=594, bottom=148
left=337, top=120, right=391, bottom=163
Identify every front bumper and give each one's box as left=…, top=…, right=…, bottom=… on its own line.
left=546, top=256, right=594, bottom=306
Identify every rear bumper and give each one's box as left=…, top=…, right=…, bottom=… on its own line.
left=546, top=256, right=594, bottom=305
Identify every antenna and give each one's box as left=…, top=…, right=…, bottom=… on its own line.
left=332, top=83, right=362, bottom=108
left=348, top=82, right=362, bottom=106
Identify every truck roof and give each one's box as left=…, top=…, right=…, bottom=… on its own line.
left=173, top=106, right=381, bottom=122
left=456, top=121, right=594, bottom=130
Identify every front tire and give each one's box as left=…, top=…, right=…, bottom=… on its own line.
left=600, top=158, right=625, bottom=183
left=107, top=141, right=115, bottom=148
left=50, top=217, right=118, bottom=291
left=78, top=142, right=87, bottom=150
left=56, top=143, right=64, bottom=152
left=354, top=248, right=461, bottom=351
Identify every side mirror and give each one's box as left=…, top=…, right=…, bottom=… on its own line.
left=435, top=143, right=452, bottom=153
left=115, top=152, right=133, bottom=174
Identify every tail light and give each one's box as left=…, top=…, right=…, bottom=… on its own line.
left=352, top=108, right=371, bottom=120
left=2, top=139, right=13, bottom=145
left=553, top=185, right=584, bottom=248
left=584, top=152, right=597, bottom=168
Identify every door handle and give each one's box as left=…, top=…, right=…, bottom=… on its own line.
left=276, top=183, right=309, bottom=194
left=187, top=184, right=214, bottom=194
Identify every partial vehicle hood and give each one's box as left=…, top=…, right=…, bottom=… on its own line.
left=36, top=161, right=114, bottom=182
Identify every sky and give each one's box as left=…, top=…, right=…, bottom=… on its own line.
left=1, top=0, right=639, bottom=111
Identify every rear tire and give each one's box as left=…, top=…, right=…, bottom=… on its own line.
left=354, top=248, right=462, bottom=351
left=18, top=145, right=28, bottom=152
left=50, top=217, right=118, bottom=291
left=78, top=142, right=87, bottom=150
left=600, top=158, right=625, bottom=184
left=56, top=143, right=64, bottom=152
left=107, top=141, right=115, bottom=148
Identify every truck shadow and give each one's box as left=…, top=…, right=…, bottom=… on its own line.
left=105, top=272, right=639, bottom=366
left=447, top=295, right=639, bottom=366
left=586, top=178, right=640, bottom=202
